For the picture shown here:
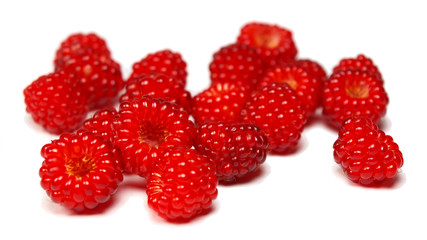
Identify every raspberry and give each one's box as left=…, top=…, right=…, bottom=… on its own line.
left=130, top=50, right=187, bottom=86
left=54, top=33, right=111, bottom=70
left=241, top=82, right=306, bottom=153
left=258, top=63, right=322, bottom=116
left=237, top=22, right=297, bottom=67
left=120, top=73, right=192, bottom=113
left=322, top=70, right=388, bottom=127
left=209, top=43, right=264, bottom=89
left=294, top=59, right=327, bottom=82
left=23, top=71, right=88, bottom=134
left=59, top=55, right=124, bottom=110
left=146, top=147, right=218, bottom=220
left=113, top=96, right=195, bottom=177
left=191, top=82, right=249, bottom=124
left=333, top=54, right=382, bottom=82
left=333, top=117, right=404, bottom=185
left=195, top=122, right=268, bottom=182
left=39, top=130, right=123, bottom=211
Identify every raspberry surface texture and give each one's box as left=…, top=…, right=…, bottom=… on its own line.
left=237, top=22, right=297, bottom=67
left=59, top=55, right=124, bottom=110
left=147, top=147, right=218, bottom=220
left=195, top=121, right=269, bottom=182
left=241, top=82, right=306, bottom=153
left=24, top=71, right=88, bottom=134
left=293, top=59, right=327, bottom=82
left=209, top=43, right=264, bottom=90
left=120, top=73, right=192, bottom=113
left=258, top=63, right=321, bottom=116
left=54, top=33, right=111, bottom=70
left=333, top=54, right=382, bottom=82
left=130, top=49, right=187, bottom=86
left=322, top=69, right=388, bottom=127
left=192, top=82, right=249, bottom=124
left=333, top=117, right=404, bottom=185
left=113, top=96, right=195, bottom=177
left=39, top=130, right=123, bottom=211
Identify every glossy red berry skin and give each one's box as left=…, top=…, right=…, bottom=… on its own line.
left=113, top=96, right=196, bottom=178
left=120, top=73, right=192, bottom=113
left=333, top=54, right=382, bottom=82
left=130, top=50, right=187, bottom=86
left=192, top=82, right=249, bottom=124
left=258, top=63, right=322, bottom=116
left=322, top=70, right=388, bottom=127
left=58, top=55, right=124, bottom=110
left=39, top=130, right=123, bottom=211
left=147, top=147, right=218, bottom=220
left=195, top=122, right=269, bottom=182
left=54, top=33, right=111, bottom=70
left=209, top=43, right=264, bottom=90
left=333, top=117, right=404, bottom=185
left=237, top=22, right=297, bottom=67
left=23, top=71, right=88, bottom=134
left=294, top=59, right=327, bottom=82
left=241, top=82, right=306, bottom=154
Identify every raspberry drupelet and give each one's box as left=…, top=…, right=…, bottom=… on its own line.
left=113, top=96, right=196, bottom=178
left=241, top=82, right=306, bottom=154
left=322, top=69, right=388, bottom=127
left=23, top=71, right=88, bottom=134
left=237, top=22, right=297, bottom=67
left=333, top=54, right=383, bottom=82
left=195, top=121, right=269, bottom=182
left=39, top=130, right=123, bottom=211
left=146, top=147, right=218, bottom=220
left=333, top=116, right=404, bottom=185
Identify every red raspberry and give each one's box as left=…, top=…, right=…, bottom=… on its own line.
left=333, top=54, right=382, bottom=82
left=333, top=117, right=404, bottom=185
left=322, top=70, right=388, bottom=127
left=113, top=96, right=195, bottom=177
left=130, top=50, right=187, bottom=86
left=258, top=63, right=322, bottom=116
left=241, top=82, right=306, bottom=154
left=237, top=22, right=297, bottom=67
left=192, top=82, right=249, bottom=124
left=120, top=73, right=192, bottom=113
left=39, top=130, right=123, bottom=211
left=23, top=71, right=88, bottom=134
left=195, top=122, right=269, bottom=182
left=209, top=43, right=264, bottom=89
left=147, top=147, right=218, bottom=220
left=54, top=33, right=111, bottom=70
left=294, top=59, right=327, bottom=82
left=82, top=108, right=124, bottom=171
left=60, top=55, right=124, bottom=110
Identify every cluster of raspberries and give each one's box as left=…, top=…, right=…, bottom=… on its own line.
left=24, top=22, right=404, bottom=221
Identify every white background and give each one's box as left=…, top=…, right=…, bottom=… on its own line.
left=0, top=0, right=426, bottom=239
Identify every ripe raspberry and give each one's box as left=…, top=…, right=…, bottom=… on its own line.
left=322, top=70, right=388, bottom=127
left=258, top=63, right=322, bottom=116
left=81, top=108, right=124, bottom=171
left=192, top=82, right=249, bottom=124
left=333, top=54, right=382, bottom=82
left=39, top=130, right=123, bottom=211
left=130, top=50, right=187, bottom=86
left=147, top=147, right=218, bottom=220
left=60, top=55, right=124, bottom=110
left=209, top=43, right=264, bottom=89
left=294, top=59, right=327, bottom=82
left=23, top=71, right=88, bottom=134
left=113, top=96, right=195, bottom=177
left=120, top=73, right=192, bottom=113
left=237, top=22, right=297, bottom=67
left=241, top=82, right=306, bottom=153
left=54, top=33, right=111, bottom=70
left=195, top=122, right=268, bottom=182
left=333, top=117, right=404, bottom=185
